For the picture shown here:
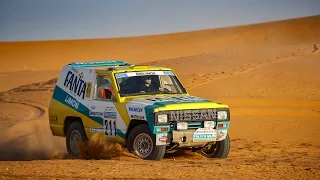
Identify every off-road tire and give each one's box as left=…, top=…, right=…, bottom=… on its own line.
left=199, top=133, right=230, bottom=158
left=126, top=124, right=166, bottom=160
left=66, top=121, right=88, bottom=158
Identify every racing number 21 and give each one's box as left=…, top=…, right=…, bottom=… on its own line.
left=104, top=119, right=116, bottom=137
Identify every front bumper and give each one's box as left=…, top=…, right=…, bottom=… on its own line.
left=171, top=129, right=205, bottom=147
left=155, top=127, right=228, bottom=147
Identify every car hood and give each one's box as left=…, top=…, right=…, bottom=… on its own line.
left=125, top=95, right=228, bottom=112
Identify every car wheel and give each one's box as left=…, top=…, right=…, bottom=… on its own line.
left=66, top=121, right=88, bottom=158
left=198, top=133, right=230, bottom=158
left=126, top=124, right=166, bottom=160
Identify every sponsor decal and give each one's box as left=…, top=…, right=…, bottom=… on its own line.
left=85, top=82, right=92, bottom=98
left=115, top=73, right=128, bottom=78
left=49, top=114, right=58, bottom=123
left=216, top=130, right=227, bottom=140
left=71, top=67, right=78, bottom=73
left=145, top=97, right=170, bottom=102
left=145, top=96, right=207, bottom=102
left=193, top=128, right=217, bottom=142
left=89, top=111, right=104, bottom=117
left=104, top=111, right=117, bottom=119
left=135, top=72, right=156, bottom=76
left=159, top=135, right=168, bottom=143
left=63, top=70, right=87, bottom=99
left=65, top=95, right=79, bottom=109
left=130, top=114, right=145, bottom=120
left=170, top=109, right=217, bottom=121
left=173, top=96, right=196, bottom=100
left=105, top=107, right=115, bottom=111
left=116, top=71, right=175, bottom=78
left=128, top=107, right=143, bottom=112
left=90, top=127, right=104, bottom=132
left=156, top=134, right=168, bottom=145
left=194, top=134, right=215, bottom=138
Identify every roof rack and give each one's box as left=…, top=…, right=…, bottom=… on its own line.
left=69, top=60, right=132, bottom=67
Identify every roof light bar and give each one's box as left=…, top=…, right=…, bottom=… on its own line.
left=69, top=60, right=130, bottom=67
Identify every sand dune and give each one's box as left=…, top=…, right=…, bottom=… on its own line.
left=0, top=70, right=59, bottom=92
left=0, top=15, right=319, bottom=72
left=0, top=15, right=320, bottom=179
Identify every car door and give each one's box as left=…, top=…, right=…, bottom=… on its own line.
left=88, top=73, right=118, bottom=140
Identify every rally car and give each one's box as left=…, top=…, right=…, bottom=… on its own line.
left=48, top=60, right=231, bottom=160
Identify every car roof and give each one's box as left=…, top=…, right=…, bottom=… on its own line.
left=67, top=60, right=173, bottom=73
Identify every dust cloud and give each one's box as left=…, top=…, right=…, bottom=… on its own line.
left=0, top=121, right=139, bottom=161
left=0, top=119, right=68, bottom=161
left=78, top=134, right=139, bottom=160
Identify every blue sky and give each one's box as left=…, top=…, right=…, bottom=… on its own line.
left=1, top=0, right=320, bottom=42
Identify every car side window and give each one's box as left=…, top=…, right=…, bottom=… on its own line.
left=95, top=75, right=114, bottom=101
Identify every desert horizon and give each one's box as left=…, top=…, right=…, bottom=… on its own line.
left=0, top=14, right=320, bottom=179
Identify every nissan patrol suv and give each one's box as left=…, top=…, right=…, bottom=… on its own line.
left=48, top=61, right=230, bottom=160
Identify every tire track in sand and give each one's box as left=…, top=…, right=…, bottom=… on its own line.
left=0, top=98, right=46, bottom=121
left=185, top=51, right=314, bottom=90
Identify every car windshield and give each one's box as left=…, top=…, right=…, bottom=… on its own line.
left=115, top=70, right=187, bottom=97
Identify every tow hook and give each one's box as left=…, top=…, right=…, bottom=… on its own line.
left=181, top=136, right=186, bottom=143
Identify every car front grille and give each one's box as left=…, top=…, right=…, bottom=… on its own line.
left=167, top=108, right=218, bottom=122
left=170, top=121, right=203, bottom=130
left=186, top=121, right=202, bottom=129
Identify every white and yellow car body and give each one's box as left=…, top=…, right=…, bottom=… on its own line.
left=48, top=61, right=231, bottom=160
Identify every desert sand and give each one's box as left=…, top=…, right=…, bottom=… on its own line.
left=0, top=15, right=320, bottom=179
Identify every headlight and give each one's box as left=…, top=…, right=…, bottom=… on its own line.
left=217, top=111, right=228, bottom=120
left=204, top=121, right=215, bottom=128
left=157, top=114, right=168, bottom=123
